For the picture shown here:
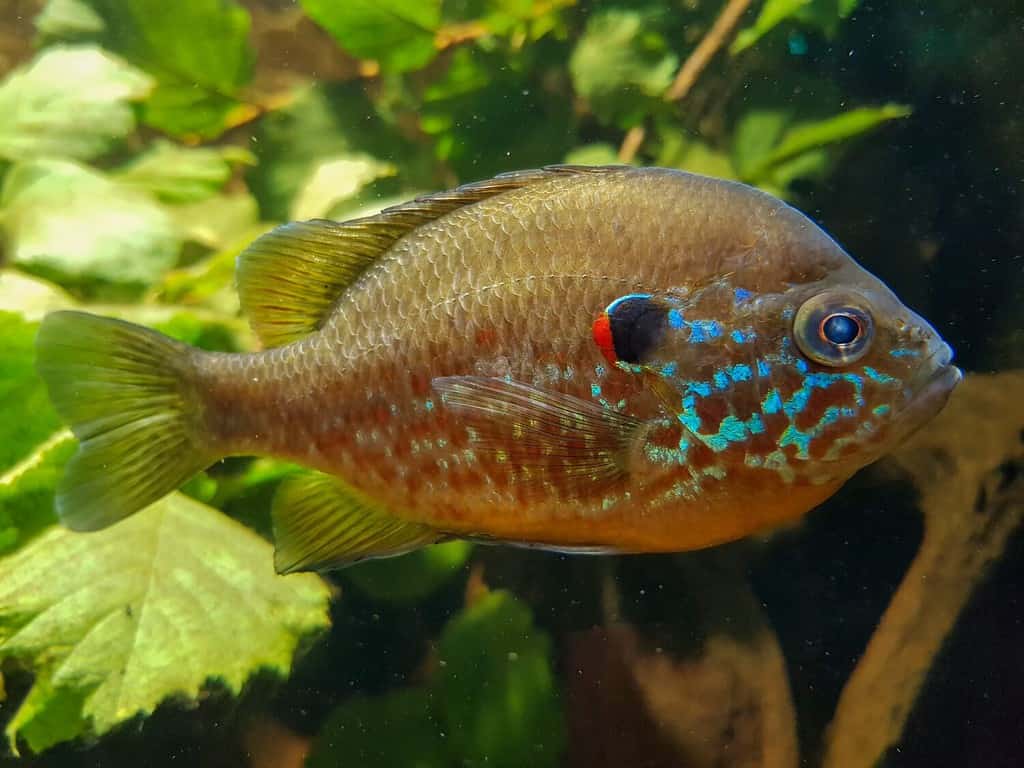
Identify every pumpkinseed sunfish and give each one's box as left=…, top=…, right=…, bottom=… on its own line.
left=35, top=165, right=961, bottom=573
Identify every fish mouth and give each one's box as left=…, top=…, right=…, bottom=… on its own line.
left=893, top=343, right=962, bottom=438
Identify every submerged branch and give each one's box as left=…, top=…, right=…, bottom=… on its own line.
left=619, top=0, right=753, bottom=160
left=664, top=0, right=754, bottom=102
left=823, top=371, right=1024, bottom=767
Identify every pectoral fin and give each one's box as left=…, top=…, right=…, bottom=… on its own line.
left=272, top=473, right=444, bottom=573
left=432, top=376, right=644, bottom=500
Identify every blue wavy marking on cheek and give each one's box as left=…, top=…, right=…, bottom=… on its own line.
left=701, top=412, right=773, bottom=452
left=889, top=348, right=919, bottom=358
left=734, top=288, right=753, bottom=304
left=781, top=370, right=867, bottom=420
left=779, top=425, right=811, bottom=455
left=863, top=366, right=898, bottom=384
left=687, top=319, right=722, bottom=343
left=763, top=389, right=783, bottom=414
left=704, top=415, right=746, bottom=451
left=687, top=380, right=712, bottom=397
left=727, top=363, right=752, bottom=382
left=713, top=370, right=730, bottom=390
left=731, top=329, right=756, bottom=344
left=778, top=404, right=858, bottom=458
left=665, top=306, right=722, bottom=343
left=757, top=359, right=771, bottom=377
left=678, top=394, right=702, bottom=432
left=660, top=361, right=678, bottom=377
left=873, top=404, right=891, bottom=416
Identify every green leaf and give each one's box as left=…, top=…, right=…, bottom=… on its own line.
left=731, top=108, right=792, bottom=179
left=307, top=688, right=447, bottom=768
left=746, top=104, right=911, bottom=182
left=346, top=541, right=472, bottom=604
left=0, top=271, right=76, bottom=322
left=115, top=140, right=253, bottom=204
left=732, top=0, right=862, bottom=53
left=290, top=153, right=397, bottom=221
left=563, top=143, right=622, bottom=166
left=301, top=0, right=442, bottom=73
left=150, top=221, right=270, bottom=311
left=442, top=0, right=572, bottom=42
left=0, top=45, right=152, bottom=162
left=80, top=0, right=255, bottom=139
left=0, top=310, right=69, bottom=554
left=166, top=193, right=262, bottom=252
left=0, top=311, right=69, bottom=479
left=569, top=9, right=678, bottom=128
left=654, top=127, right=737, bottom=181
left=247, top=83, right=421, bottom=221
left=0, top=492, right=331, bottom=754
left=422, top=47, right=573, bottom=179
left=35, top=0, right=105, bottom=40
left=0, top=159, right=181, bottom=288
left=0, top=430, right=73, bottom=566
left=438, top=591, right=565, bottom=768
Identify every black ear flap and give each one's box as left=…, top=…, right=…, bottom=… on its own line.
left=594, top=294, right=668, bottom=365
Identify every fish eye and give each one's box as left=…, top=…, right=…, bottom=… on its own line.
left=794, top=293, right=874, bottom=366
left=821, top=313, right=861, bottom=345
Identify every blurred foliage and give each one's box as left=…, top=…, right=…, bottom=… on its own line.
left=306, top=590, right=562, bottom=768
left=0, top=0, right=1009, bottom=762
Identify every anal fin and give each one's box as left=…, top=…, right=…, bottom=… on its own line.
left=272, top=473, right=444, bottom=573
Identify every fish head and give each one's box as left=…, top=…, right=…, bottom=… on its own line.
left=598, top=265, right=960, bottom=486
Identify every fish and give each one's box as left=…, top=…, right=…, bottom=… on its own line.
left=35, top=165, right=961, bottom=573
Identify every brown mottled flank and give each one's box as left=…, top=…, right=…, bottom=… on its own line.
left=37, top=166, right=960, bottom=566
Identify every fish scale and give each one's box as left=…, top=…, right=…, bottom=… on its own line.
left=34, top=165, right=960, bottom=572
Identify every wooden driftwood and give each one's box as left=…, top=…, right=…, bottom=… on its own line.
left=823, top=371, right=1024, bottom=767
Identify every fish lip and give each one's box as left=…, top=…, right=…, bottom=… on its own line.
left=892, top=358, right=961, bottom=439
left=931, top=341, right=954, bottom=369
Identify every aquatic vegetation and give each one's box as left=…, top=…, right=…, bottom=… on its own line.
left=0, top=0, right=1019, bottom=765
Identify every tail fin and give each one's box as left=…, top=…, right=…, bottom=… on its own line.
left=35, top=311, right=213, bottom=531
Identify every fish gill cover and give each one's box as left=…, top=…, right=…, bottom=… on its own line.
left=0, top=0, right=1020, bottom=766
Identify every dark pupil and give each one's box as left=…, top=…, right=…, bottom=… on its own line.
left=822, top=313, right=860, bottom=345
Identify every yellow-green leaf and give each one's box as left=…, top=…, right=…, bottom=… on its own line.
left=0, top=493, right=331, bottom=754
left=0, top=159, right=181, bottom=288
left=301, top=0, right=442, bottom=73
left=80, top=0, right=255, bottom=139
left=746, top=104, right=911, bottom=181
left=0, top=45, right=152, bottom=162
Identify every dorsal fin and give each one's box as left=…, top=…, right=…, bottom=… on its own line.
left=236, top=165, right=626, bottom=347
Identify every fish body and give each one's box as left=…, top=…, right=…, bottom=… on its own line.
left=36, top=166, right=960, bottom=572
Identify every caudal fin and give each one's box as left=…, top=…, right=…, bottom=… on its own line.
left=35, top=311, right=213, bottom=531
